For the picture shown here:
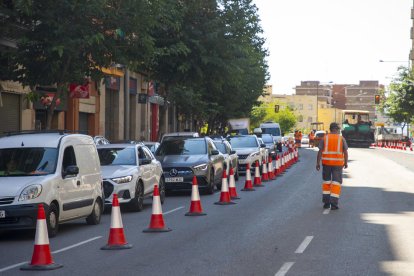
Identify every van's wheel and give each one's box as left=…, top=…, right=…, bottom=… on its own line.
left=159, top=177, right=166, bottom=204
left=47, top=202, right=59, bottom=238
left=86, top=199, right=102, bottom=225
left=129, top=182, right=144, bottom=212
left=206, top=170, right=215, bottom=194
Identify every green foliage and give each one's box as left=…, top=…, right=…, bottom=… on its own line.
left=250, top=101, right=297, bottom=133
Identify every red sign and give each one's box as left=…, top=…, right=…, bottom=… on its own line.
left=69, top=83, right=90, bottom=98
left=40, top=93, right=61, bottom=106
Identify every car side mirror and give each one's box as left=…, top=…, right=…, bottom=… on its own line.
left=211, top=150, right=219, bottom=155
left=63, top=165, right=79, bottom=178
left=140, top=158, right=151, bottom=165
left=230, top=150, right=236, bottom=154
left=260, top=144, right=266, bottom=148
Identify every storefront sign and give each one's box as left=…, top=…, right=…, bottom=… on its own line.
left=69, top=83, right=90, bottom=98
left=105, top=76, right=120, bottom=90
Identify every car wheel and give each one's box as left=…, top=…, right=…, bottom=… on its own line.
left=47, top=202, right=59, bottom=238
left=159, top=177, right=166, bottom=204
left=129, top=182, right=144, bottom=212
left=206, top=169, right=215, bottom=194
left=86, top=199, right=102, bottom=225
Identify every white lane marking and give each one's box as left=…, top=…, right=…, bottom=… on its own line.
left=275, top=262, right=295, bottom=276
left=0, top=236, right=102, bottom=273
left=52, top=236, right=102, bottom=254
left=164, top=206, right=184, bottom=215
left=295, top=236, right=314, bottom=253
left=323, top=209, right=330, bottom=215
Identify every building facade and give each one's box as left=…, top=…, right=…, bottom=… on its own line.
left=344, top=80, right=382, bottom=120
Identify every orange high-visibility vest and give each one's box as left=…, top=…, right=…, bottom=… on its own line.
left=309, top=133, right=315, bottom=140
left=321, top=134, right=344, bottom=166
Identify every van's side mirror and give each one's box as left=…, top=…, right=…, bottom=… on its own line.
left=211, top=150, right=219, bottom=155
left=63, top=165, right=79, bottom=178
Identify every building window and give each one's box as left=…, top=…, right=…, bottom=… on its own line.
left=308, top=104, right=313, bottom=110
left=299, top=104, right=303, bottom=110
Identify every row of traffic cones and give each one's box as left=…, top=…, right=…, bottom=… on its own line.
left=21, top=150, right=300, bottom=270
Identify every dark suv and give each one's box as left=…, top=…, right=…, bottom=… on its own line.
left=155, top=136, right=224, bottom=194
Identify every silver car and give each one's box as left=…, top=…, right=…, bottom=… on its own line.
left=213, top=139, right=239, bottom=180
left=227, top=135, right=265, bottom=173
left=97, top=143, right=164, bottom=212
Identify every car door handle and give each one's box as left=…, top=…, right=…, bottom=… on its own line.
left=77, top=181, right=81, bottom=186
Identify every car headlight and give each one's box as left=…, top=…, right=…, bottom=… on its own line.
left=111, top=175, right=133, bottom=184
left=193, top=163, right=208, bottom=171
left=19, top=184, right=42, bottom=201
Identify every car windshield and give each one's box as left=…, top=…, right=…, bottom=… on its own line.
left=228, top=136, right=258, bottom=148
left=262, top=128, right=281, bottom=136
left=0, top=148, right=58, bottom=176
left=262, top=135, right=273, bottom=143
left=156, top=138, right=206, bottom=155
left=97, top=148, right=136, bottom=166
left=213, top=142, right=227, bottom=154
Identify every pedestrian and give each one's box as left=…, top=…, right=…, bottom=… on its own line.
left=316, top=122, right=348, bottom=210
left=309, top=131, right=315, bottom=148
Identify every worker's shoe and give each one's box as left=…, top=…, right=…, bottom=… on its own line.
left=330, top=205, right=339, bottom=210
left=323, top=203, right=330, bottom=209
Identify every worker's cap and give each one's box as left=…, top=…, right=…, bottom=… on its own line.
left=329, top=122, right=340, bottom=130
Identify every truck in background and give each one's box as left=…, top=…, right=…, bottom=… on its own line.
left=374, top=124, right=403, bottom=145
left=227, top=118, right=250, bottom=135
left=259, top=121, right=283, bottom=152
left=341, top=110, right=375, bottom=148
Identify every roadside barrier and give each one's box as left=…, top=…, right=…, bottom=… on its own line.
left=185, top=176, right=206, bottom=216
left=21, top=204, right=63, bottom=271
left=228, top=167, right=240, bottom=199
left=268, top=156, right=275, bottom=180
left=143, top=185, right=171, bottom=232
left=253, top=160, right=264, bottom=187
left=215, top=170, right=236, bottom=205
left=101, top=194, right=132, bottom=250
left=241, top=163, right=255, bottom=191
left=274, top=154, right=280, bottom=177
left=261, top=157, right=269, bottom=182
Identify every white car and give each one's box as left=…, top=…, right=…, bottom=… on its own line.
left=213, top=139, right=239, bottom=180
left=97, top=143, right=164, bottom=212
left=301, top=135, right=310, bottom=145
left=257, top=138, right=269, bottom=162
left=228, top=135, right=264, bottom=174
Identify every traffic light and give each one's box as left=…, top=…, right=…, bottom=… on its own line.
left=274, top=104, right=280, bottom=113
left=374, top=95, right=380, bottom=105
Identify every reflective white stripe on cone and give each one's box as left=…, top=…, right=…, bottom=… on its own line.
left=228, top=167, right=240, bottom=199
left=21, top=204, right=63, bottom=271
left=186, top=176, right=206, bottom=216
left=261, top=157, right=269, bottom=181
left=143, top=185, right=172, bottom=232
left=215, top=170, right=236, bottom=205
left=268, top=157, right=275, bottom=180
left=242, top=163, right=255, bottom=191
left=253, top=160, right=264, bottom=187
left=102, top=194, right=132, bottom=249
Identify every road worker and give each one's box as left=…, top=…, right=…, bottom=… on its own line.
left=316, top=122, right=348, bottom=210
left=309, top=131, right=315, bottom=148
left=294, top=130, right=301, bottom=148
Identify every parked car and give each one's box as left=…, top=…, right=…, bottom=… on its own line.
left=227, top=135, right=264, bottom=173
left=257, top=138, right=269, bottom=162
left=313, top=130, right=326, bottom=147
left=155, top=136, right=224, bottom=194
left=97, top=143, right=164, bottom=211
left=160, top=132, right=199, bottom=143
left=93, top=136, right=110, bottom=145
left=213, top=139, right=239, bottom=180
left=301, top=134, right=310, bottom=146
left=142, top=141, right=160, bottom=154
left=261, top=134, right=277, bottom=158
left=0, top=132, right=103, bottom=237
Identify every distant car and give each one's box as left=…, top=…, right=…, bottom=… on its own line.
left=301, top=135, right=310, bottom=145
left=160, top=132, right=199, bottom=143
left=261, top=134, right=277, bottom=157
left=213, top=139, right=239, bottom=180
left=155, top=136, right=224, bottom=194
left=143, top=141, right=160, bottom=154
left=313, top=131, right=326, bottom=147
left=97, top=143, right=164, bottom=212
left=93, top=136, right=110, bottom=145
left=257, top=138, right=269, bottom=162
left=227, top=135, right=264, bottom=173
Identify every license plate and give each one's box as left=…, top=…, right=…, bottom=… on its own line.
left=165, top=177, right=184, bottom=183
left=238, top=159, right=247, bottom=164
left=0, top=210, right=5, bottom=218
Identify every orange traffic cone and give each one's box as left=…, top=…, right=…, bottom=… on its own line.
left=274, top=155, right=279, bottom=177
left=268, top=156, right=275, bottom=180
left=143, top=185, right=172, bottom=232
left=253, top=160, right=264, bottom=187
left=101, top=194, right=132, bottom=250
left=241, top=163, right=255, bottom=191
left=228, top=166, right=240, bottom=199
left=20, top=204, right=63, bottom=271
left=215, top=170, right=236, bottom=205
left=185, top=176, right=206, bottom=216
left=261, top=157, right=269, bottom=182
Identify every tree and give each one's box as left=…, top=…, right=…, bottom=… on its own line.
left=250, top=101, right=297, bottom=133
left=381, top=67, right=414, bottom=135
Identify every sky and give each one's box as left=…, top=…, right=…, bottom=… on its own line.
left=253, top=0, right=413, bottom=94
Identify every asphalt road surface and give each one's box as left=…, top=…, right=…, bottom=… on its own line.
left=1, top=146, right=414, bottom=276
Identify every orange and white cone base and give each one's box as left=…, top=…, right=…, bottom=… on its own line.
left=215, top=170, right=236, bottom=205
left=268, top=157, right=275, bottom=180
left=101, top=194, right=132, bottom=250
left=261, top=158, right=269, bottom=182
left=20, top=204, right=63, bottom=271
left=241, top=163, right=255, bottom=191
left=228, top=167, right=240, bottom=199
left=144, top=184, right=172, bottom=232
left=186, top=176, right=206, bottom=216
left=253, top=161, right=264, bottom=187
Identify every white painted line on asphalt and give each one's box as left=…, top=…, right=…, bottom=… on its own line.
left=275, top=262, right=295, bottom=276
left=0, top=236, right=102, bottom=273
left=295, top=236, right=314, bottom=253
left=164, top=206, right=184, bottom=215
left=52, top=236, right=102, bottom=254
left=323, top=209, right=330, bottom=215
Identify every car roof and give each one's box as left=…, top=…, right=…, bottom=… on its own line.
left=142, top=141, right=159, bottom=145
left=97, top=143, right=140, bottom=149
left=0, top=133, right=91, bottom=148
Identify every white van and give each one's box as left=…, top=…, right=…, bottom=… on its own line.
left=0, top=132, right=103, bottom=236
left=260, top=121, right=283, bottom=151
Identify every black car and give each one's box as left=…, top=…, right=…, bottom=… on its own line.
left=155, top=136, right=225, bottom=194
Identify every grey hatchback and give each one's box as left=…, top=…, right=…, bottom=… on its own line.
left=155, top=136, right=225, bottom=194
